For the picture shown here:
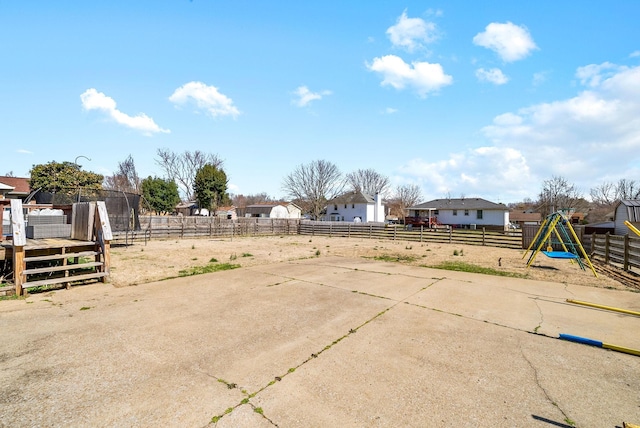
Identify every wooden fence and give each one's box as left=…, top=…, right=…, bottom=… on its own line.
left=112, top=216, right=300, bottom=243
left=112, top=217, right=523, bottom=249
left=590, top=233, right=640, bottom=272
left=299, top=221, right=523, bottom=249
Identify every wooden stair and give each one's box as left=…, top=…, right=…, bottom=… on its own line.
left=21, top=248, right=107, bottom=291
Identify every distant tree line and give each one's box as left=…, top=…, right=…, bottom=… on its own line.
left=26, top=153, right=639, bottom=222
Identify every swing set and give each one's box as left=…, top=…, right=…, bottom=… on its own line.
left=523, top=211, right=598, bottom=277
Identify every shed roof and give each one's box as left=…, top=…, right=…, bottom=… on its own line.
left=409, top=198, right=507, bottom=211
left=615, top=199, right=640, bottom=222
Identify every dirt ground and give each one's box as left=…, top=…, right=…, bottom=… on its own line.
left=109, top=235, right=625, bottom=290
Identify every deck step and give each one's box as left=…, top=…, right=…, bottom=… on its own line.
left=23, top=262, right=103, bottom=275
left=22, top=272, right=108, bottom=289
left=25, top=251, right=101, bottom=263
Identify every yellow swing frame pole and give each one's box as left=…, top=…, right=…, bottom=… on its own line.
left=522, top=217, right=550, bottom=259
left=527, top=215, right=562, bottom=268
left=625, top=220, right=640, bottom=237
left=565, top=220, right=598, bottom=277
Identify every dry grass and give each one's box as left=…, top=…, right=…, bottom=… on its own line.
left=108, top=235, right=626, bottom=290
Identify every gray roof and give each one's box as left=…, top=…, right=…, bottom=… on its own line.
left=327, top=191, right=376, bottom=205
left=619, top=199, right=640, bottom=207
left=409, top=198, right=507, bottom=211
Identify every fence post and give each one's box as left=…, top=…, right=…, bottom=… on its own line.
left=393, top=226, right=396, bottom=241
left=482, top=227, right=486, bottom=246
left=369, top=224, right=372, bottom=239
left=623, top=234, right=630, bottom=270
left=604, top=232, right=610, bottom=263
left=591, top=232, right=595, bottom=253
left=330, top=222, right=332, bottom=237
left=449, top=227, right=452, bottom=243
left=348, top=224, right=351, bottom=238
left=420, top=225, right=423, bottom=242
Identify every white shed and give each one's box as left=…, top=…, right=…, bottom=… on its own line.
left=613, top=200, right=640, bottom=235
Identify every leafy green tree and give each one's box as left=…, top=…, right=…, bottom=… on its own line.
left=141, top=176, right=180, bottom=215
left=29, top=161, right=103, bottom=194
left=194, top=164, right=229, bottom=214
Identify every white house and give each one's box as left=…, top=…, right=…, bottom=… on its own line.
left=322, top=191, right=385, bottom=223
left=407, top=197, right=510, bottom=230
left=613, top=199, right=640, bottom=235
left=243, top=203, right=301, bottom=219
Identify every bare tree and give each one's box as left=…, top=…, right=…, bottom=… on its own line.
left=282, top=160, right=344, bottom=220
left=231, top=192, right=276, bottom=208
left=616, top=178, right=640, bottom=200
left=386, top=184, right=423, bottom=219
left=104, top=154, right=140, bottom=193
left=345, top=168, right=390, bottom=196
left=155, top=148, right=223, bottom=200
left=589, top=182, right=617, bottom=206
left=590, top=179, right=640, bottom=204
left=538, top=175, right=582, bottom=216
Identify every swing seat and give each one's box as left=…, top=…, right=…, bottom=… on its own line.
left=542, top=251, right=578, bottom=259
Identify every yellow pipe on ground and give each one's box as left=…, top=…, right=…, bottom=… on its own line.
left=566, top=299, right=640, bottom=317
left=603, top=343, right=640, bottom=357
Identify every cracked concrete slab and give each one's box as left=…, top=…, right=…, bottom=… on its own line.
left=1, top=256, right=639, bottom=427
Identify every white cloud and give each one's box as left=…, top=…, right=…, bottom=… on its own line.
left=481, top=62, right=640, bottom=187
left=384, top=107, right=398, bottom=114
left=398, top=147, right=531, bottom=201
left=386, top=10, right=438, bottom=52
left=80, top=88, right=169, bottom=135
left=630, top=50, right=640, bottom=58
left=291, top=86, right=332, bottom=107
left=575, top=62, right=621, bottom=87
left=169, top=81, right=240, bottom=118
left=476, top=68, right=509, bottom=85
left=532, top=71, right=548, bottom=86
left=473, top=22, right=537, bottom=62
left=367, top=55, right=453, bottom=97
left=17, top=149, right=33, bottom=154
left=395, top=62, right=640, bottom=202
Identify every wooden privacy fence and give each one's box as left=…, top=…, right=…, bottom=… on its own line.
left=591, top=233, right=640, bottom=272
left=115, top=216, right=301, bottom=242
left=299, top=221, right=523, bottom=249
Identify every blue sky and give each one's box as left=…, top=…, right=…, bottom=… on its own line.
left=2, top=1, right=640, bottom=203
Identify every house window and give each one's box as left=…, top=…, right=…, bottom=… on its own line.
left=464, top=210, right=469, bottom=216
left=334, top=204, right=338, bottom=210
left=344, top=204, right=347, bottom=209
left=434, top=210, right=439, bottom=215
left=477, top=210, right=483, bottom=219
left=352, top=204, right=355, bottom=209
left=453, top=209, right=457, bottom=216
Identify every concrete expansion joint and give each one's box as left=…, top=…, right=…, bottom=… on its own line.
left=520, top=348, right=574, bottom=427
left=207, top=306, right=396, bottom=425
